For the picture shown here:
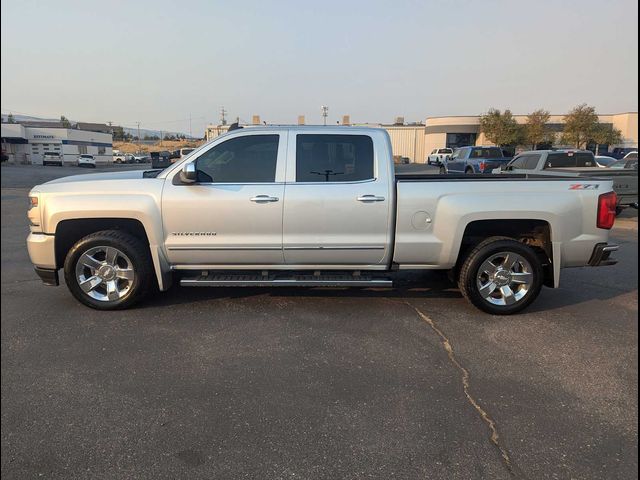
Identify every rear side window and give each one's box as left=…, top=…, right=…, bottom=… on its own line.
left=545, top=152, right=595, bottom=168
left=296, top=134, right=374, bottom=182
left=439, top=148, right=453, bottom=154
left=195, top=135, right=279, bottom=183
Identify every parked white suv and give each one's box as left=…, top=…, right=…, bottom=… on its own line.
left=78, top=154, right=96, bottom=168
left=427, top=148, right=453, bottom=167
left=42, top=152, right=63, bottom=166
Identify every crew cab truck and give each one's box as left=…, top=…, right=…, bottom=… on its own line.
left=446, top=146, right=512, bottom=174
left=26, top=127, right=619, bottom=315
left=427, top=148, right=453, bottom=168
left=498, top=150, right=638, bottom=213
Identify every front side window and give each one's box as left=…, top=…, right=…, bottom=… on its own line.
left=296, top=134, right=374, bottom=182
left=524, top=154, right=541, bottom=169
left=509, top=155, right=528, bottom=169
left=195, top=135, right=279, bottom=183
left=451, top=148, right=465, bottom=160
left=510, top=154, right=540, bottom=170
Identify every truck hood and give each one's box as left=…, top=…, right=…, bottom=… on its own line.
left=43, top=170, right=149, bottom=185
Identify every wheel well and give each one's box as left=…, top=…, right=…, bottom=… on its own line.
left=458, top=219, right=554, bottom=287
left=55, top=218, right=150, bottom=268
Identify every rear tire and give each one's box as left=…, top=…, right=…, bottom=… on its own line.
left=458, top=237, right=543, bottom=315
left=64, top=230, right=153, bottom=310
left=465, top=167, right=474, bottom=174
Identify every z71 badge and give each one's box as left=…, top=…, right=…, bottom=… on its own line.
left=569, top=184, right=600, bottom=190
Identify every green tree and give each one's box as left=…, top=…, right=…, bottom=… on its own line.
left=591, top=124, right=623, bottom=154
left=479, top=108, right=523, bottom=146
left=559, top=104, right=599, bottom=148
left=60, top=115, right=71, bottom=128
left=524, top=109, right=553, bottom=149
left=7, top=113, right=15, bottom=123
left=111, top=126, right=126, bottom=141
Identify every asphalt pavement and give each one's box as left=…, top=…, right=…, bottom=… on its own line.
left=1, top=164, right=637, bottom=479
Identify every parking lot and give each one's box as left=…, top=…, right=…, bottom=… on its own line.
left=1, top=164, right=637, bottom=479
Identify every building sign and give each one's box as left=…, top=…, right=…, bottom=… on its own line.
left=32, top=134, right=55, bottom=139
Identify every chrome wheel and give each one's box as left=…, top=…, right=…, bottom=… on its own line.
left=476, top=251, right=534, bottom=306
left=74, top=246, right=135, bottom=302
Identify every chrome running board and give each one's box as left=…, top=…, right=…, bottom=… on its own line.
left=179, top=271, right=393, bottom=288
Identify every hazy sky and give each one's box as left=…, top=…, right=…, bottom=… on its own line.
left=1, top=0, right=638, bottom=135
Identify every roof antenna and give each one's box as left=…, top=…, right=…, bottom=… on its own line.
left=228, top=121, right=242, bottom=132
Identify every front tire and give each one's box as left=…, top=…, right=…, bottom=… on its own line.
left=458, top=237, right=543, bottom=315
left=64, top=230, right=153, bottom=310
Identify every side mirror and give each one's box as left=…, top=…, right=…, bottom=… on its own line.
left=180, top=162, right=197, bottom=183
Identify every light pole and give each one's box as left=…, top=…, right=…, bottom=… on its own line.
left=321, top=106, right=328, bottom=126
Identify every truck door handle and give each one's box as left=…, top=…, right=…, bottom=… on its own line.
left=357, top=195, right=385, bottom=202
left=250, top=195, right=279, bottom=203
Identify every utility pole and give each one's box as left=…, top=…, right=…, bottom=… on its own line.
left=189, top=114, right=192, bottom=139
left=136, top=122, right=141, bottom=152
left=220, top=106, right=227, bottom=126
left=321, top=106, right=328, bottom=126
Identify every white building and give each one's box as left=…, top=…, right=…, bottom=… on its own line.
left=1, top=122, right=113, bottom=165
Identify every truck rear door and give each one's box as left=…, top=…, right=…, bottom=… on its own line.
left=282, top=131, right=393, bottom=266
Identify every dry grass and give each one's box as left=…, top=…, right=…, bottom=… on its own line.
left=114, top=140, right=205, bottom=153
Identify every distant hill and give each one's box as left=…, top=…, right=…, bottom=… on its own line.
left=1, top=113, right=194, bottom=139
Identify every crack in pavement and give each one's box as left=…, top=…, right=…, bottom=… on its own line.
left=401, top=300, right=527, bottom=479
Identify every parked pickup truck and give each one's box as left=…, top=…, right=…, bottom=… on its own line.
left=446, top=146, right=512, bottom=174
left=427, top=148, right=453, bottom=167
left=26, top=127, right=620, bottom=315
left=113, top=153, right=134, bottom=164
left=496, top=149, right=638, bottom=212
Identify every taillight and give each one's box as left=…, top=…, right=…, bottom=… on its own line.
left=479, top=161, right=486, bottom=172
left=597, top=191, right=617, bottom=229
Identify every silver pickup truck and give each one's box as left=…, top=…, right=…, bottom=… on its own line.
left=27, top=127, right=620, bottom=315
left=497, top=149, right=638, bottom=212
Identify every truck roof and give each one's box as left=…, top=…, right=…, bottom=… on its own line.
left=221, top=125, right=383, bottom=134
left=518, top=149, right=593, bottom=154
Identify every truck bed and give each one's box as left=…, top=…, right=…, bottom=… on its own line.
left=394, top=172, right=585, bottom=182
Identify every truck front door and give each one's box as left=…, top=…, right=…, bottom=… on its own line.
left=161, top=131, right=287, bottom=266
left=282, top=132, right=392, bottom=267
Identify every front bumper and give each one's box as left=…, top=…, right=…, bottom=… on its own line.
left=588, top=243, right=619, bottom=266
left=27, top=233, right=56, bottom=269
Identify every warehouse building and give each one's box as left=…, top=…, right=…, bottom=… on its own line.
left=1, top=122, right=113, bottom=165
left=424, top=112, right=638, bottom=157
